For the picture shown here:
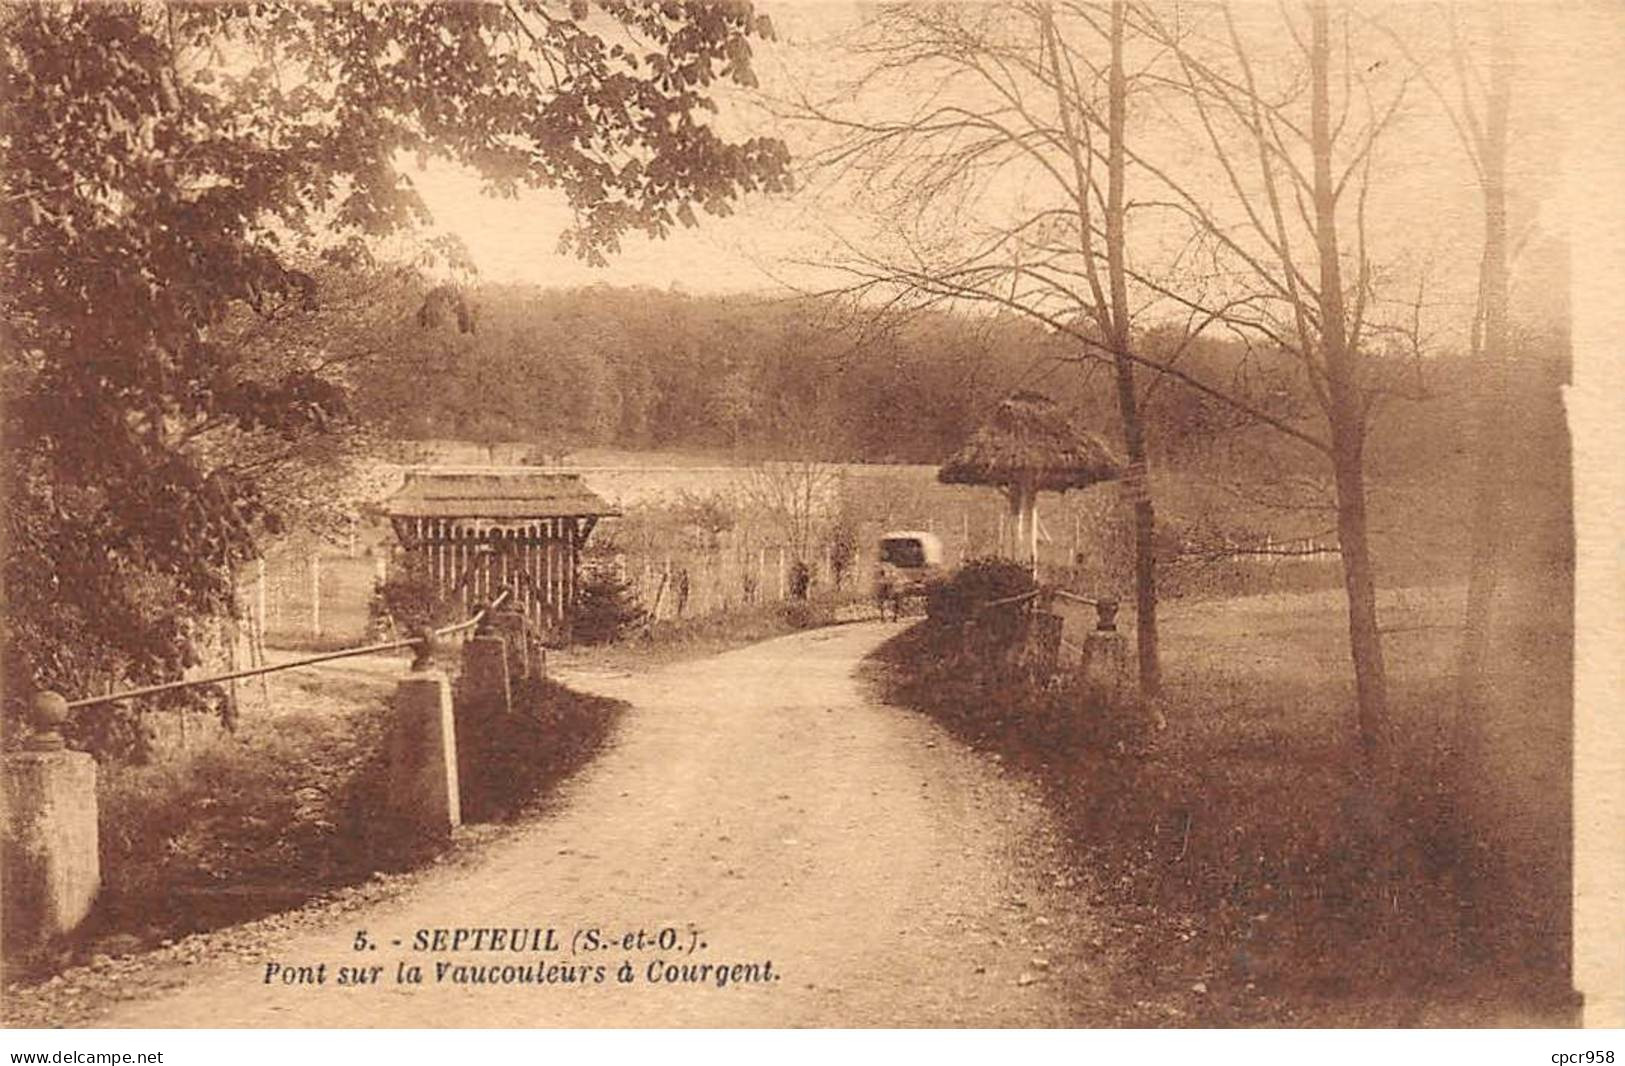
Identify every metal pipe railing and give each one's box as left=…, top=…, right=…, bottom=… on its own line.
left=979, top=589, right=1040, bottom=610
left=975, top=584, right=1126, bottom=633
left=435, top=585, right=513, bottom=638
left=61, top=588, right=513, bottom=711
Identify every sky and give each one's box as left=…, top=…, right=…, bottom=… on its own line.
left=405, top=0, right=1613, bottom=337
left=408, top=4, right=860, bottom=296
left=410, top=156, right=806, bottom=294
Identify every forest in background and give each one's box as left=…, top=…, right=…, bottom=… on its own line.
left=348, top=271, right=1568, bottom=482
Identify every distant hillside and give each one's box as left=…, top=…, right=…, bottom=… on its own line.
left=350, top=281, right=1569, bottom=495
left=353, top=283, right=1319, bottom=468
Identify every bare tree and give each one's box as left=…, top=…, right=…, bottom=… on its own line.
left=742, top=460, right=846, bottom=571
left=739, top=406, right=846, bottom=577
left=1125, top=0, right=1418, bottom=767
left=786, top=1, right=1199, bottom=696
left=1397, top=5, right=1516, bottom=722
left=793, top=1, right=1422, bottom=763
left=1082, top=0, right=1162, bottom=694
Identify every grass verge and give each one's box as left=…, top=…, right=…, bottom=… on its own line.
left=7, top=674, right=624, bottom=983
left=867, top=609, right=1573, bottom=1026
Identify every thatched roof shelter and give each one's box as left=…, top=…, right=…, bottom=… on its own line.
left=940, top=391, right=1121, bottom=491
left=939, top=391, right=1122, bottom=565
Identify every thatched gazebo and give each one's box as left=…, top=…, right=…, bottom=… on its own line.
left=939, top=391, right=1123, bottom=568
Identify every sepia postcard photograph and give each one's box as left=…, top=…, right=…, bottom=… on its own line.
left=1, top=0, right=1621, bottom=1044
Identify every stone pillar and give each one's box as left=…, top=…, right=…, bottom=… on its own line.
left=1078, top=599, right=1130, bottom=708
left=1020, top=611, right=1064, bottom=679
left=2, top=692, right=99, bottom=949
left=1079, top=628, right=1129, bottom=702
left=385, top=669, right=460, bottom=836
left=455, top=635, right=511, bottom=823
left=459, top=636, right=511, bottom=718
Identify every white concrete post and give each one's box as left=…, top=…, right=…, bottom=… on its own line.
left=385, top=666, right=460, bottom=836
left=2, top=693, right=99, bottom=949
left=455, top=635, right=511, bottom=824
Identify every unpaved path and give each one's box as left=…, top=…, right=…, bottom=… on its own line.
left=50, top=622, right=1110, bottom=1027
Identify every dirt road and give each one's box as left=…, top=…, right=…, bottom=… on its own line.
left=60, top=622, right=1109, bottom=1027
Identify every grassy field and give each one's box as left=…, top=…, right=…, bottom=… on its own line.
left=869, top=565, right=1573, bottom=1025
left=255, top=438, right=1491, bottom=655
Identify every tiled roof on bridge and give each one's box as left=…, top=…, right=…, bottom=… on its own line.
left=382, top=471, right=618, bottom=520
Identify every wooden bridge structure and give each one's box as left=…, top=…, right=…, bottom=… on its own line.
left=382, top=471, right=617, bottom=637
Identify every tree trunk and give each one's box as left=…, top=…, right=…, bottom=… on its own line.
left=1456, top=4, right=1513, bottom=725
left=1331, top=428, right=1389, bottom=767
left=1310, top=1, right=1388, bottom=767
left=1106, top=0, right=1161, bottom=696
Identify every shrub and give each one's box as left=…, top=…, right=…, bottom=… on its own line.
left=788, top=559, right=813, bottom=600
left=877, top=620, right=1146, bottom=755
left=925, top=556, right=1036, bottom=627
left=369, top=556, right=457, bottom=637
left=62, top=699, right=159, bottom=765
left=570, top=557, right=649, bottom=645
left=95, top=695, right=395, bottom=930
left=828, top=518, right=859, bottom=590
